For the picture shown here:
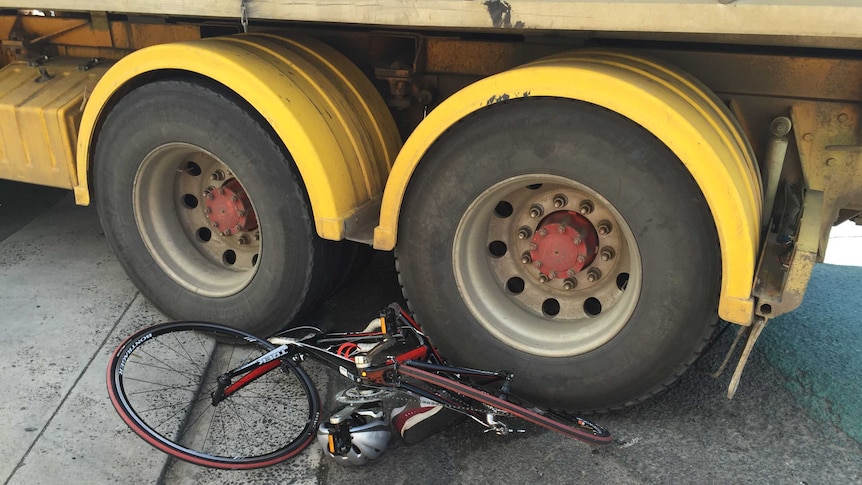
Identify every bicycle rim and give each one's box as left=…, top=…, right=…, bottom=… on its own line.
left=107, top=321, right=321, bottom=469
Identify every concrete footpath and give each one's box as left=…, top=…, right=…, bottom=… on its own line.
left=0, top=186, right=860, bottom=484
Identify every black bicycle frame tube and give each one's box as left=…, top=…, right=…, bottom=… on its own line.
left=404, top=360, right=508, bottom=379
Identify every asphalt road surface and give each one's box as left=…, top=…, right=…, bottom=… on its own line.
left=0, top=181, right=860, bottom=484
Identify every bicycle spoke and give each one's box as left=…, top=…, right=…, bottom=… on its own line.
left=108, top=322, right=321, bottom=468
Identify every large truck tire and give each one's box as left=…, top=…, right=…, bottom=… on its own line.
left=94, top=79, right=342, bottom=335
left=397, top=98, right=721, bottom=411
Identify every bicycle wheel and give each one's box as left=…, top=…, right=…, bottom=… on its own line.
left=107, top=321, right=321, bottom=469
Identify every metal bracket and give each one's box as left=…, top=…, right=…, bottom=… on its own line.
left=240, top=0, right=249, bottom=33
left=752, top=189, right=823, bottom=318
left=699, top=324, right=747, bottom=379
left=89, top=11, right=110, bottom=31
left=727, top=317, right=769, bottom=399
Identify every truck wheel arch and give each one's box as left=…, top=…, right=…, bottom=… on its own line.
left=76, top=34, right=400, bottom=241
left=376, top=50, right=762, bottom=325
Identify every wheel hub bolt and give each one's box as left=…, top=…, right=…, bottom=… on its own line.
left=547, top=271, right=557, bottom=279
left=237, top=234, right=251, bottom=245
left=530, top=242, right=538, bottom=251
left=563, top=278, right=577, bottom=290
left=517, top=226, right=532, bottom=240
left=557, top=224, right=567, bottom=234
left=533, top=260, right=542, bottom=268
left=577, top=255, right=586, bottom=263
left=538, top=228, right=548, bottom=237
left=538, top=273, right=550, bottom=283
left=529, top=205, right=544, bottom=218
left=579, top=200, right=594, bottom=215
left=218, top=188, right=225, bottom=196
left=587, top=268, right=602, bottom=282
left=210, top=170, right=225, bottom=181
left=211, top=221, right=219, bottom=228
left=204, top=207, right=212, bottom=214
left=567, top=269, right=577, bottom=278
left=600, top=247, right=616, bottom=261
left=553, top=194, right=568, bottom=208
left=598, top=221, right=612, bottom=235
left=234, top=224, right=242, bottom=232
left=223, top=229, right=232, bottom=236
left=573, top=236, right=582, bottom=245
left=521, top=252, right=532, bottom=264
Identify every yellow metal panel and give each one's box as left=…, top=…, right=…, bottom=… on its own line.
left=375, top=50, right=761, bottom=325
left=0, top=60, right=108, bottom=188
left=75, top=35, right=399, bottom=241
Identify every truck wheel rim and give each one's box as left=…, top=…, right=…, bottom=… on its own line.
left=453, top=175, right=642, bottom=357
left=134, top=143, right=261, bottom=297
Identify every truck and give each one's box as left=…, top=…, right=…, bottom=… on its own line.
left=1, top=0, right=860, bottom=412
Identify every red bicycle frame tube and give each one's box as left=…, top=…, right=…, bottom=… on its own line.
left=222, top=359, right=282, bottom=398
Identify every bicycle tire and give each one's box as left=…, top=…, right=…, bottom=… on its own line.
left=399, top=364, right=612, bottom=444
left=107, top=321, right=321, bottom=469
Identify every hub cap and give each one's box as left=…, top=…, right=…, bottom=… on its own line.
left=134, top=143, right=261, bottom=297
left=453, top=175, right=642, bottom=357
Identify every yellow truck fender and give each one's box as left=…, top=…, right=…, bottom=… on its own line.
left=374, top=50, right=762, bottom=325
left=75, top=34, right=400, bottom=241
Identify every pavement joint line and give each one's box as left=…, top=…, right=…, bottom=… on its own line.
left=3, top=292, right=141, bottom=485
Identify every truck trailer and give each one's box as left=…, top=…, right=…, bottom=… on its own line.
left=1, top=0, right=860, bottom=411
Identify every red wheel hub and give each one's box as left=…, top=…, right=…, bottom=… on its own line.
left=530, top=211, right=599, bottom=279
left=204, top=179, right=258, bottom=235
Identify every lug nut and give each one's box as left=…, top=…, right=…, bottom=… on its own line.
left=557, top=224, right=567, bottom=234
left=538, top=228, right=548, bottom=237
left=553, top=194, right=568, bottom=208
left=211, top=221, right=219, bottom=228
left=538, top=273, right=550, bottom=283
left=563, top=278, right=577, bottom=290
left=529, top=205, right=544, bottom=218
left=237, top=210, right=246, bottom=217
left=223, top=229, right=232, bottom=236
left=234, top=224, right=242, bottom=232
left=587, top=268, right=602, bottom=282
left=204, top=207, right=212, bottom=214
left=533, top=260, right=542, bottom=268
left=567, top=269, right=577, bottom=278
left=577, top=255, right=586, bottom=263
left=254, top=233, right=260, bottom=241
left=237, top=234, right=251, bottom=245
left=547, top=271, right=557, bottom=279
left=600, top=247, right=616, bottom=261
left=579, top=200, right=594, bottom=215
left=598, top=221, right=612, bottom=235
left=210, top=170, right=225, bottom=181
left=521, top=253, right=532, bottom=264
left=517, top=226, right=532, bottom=240
left=530, top=242, right=538, bottom=251
left=573, top=236, right=582, bottom=245
left=218, top=188, right=225, bottom=196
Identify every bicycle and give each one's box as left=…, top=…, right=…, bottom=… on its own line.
left=106, top=303, right=611, bottom=470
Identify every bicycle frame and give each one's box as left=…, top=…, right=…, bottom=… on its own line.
left=207, top=304, right=611, bottom=444
left=212, top=306, right=507, bottom=423
left=107, top=304, right=612, bottom=471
